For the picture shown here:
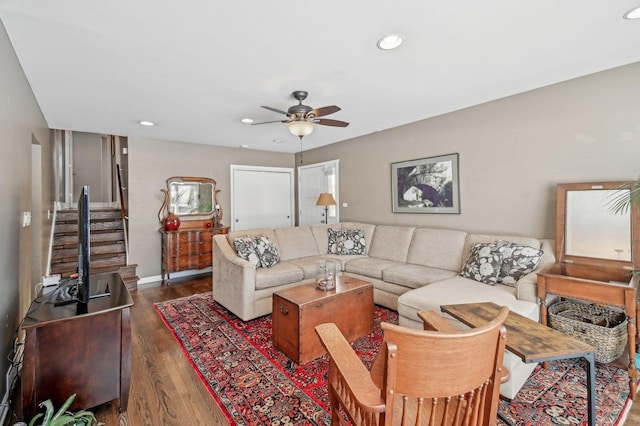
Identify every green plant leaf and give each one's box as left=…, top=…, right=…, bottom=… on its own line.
left=49, top=414, right=76, bottom=426
left=606, top=178, right=640, bottom=215
left=39, top=399, right=55, bottom=424
left=52, top=394, right=77, bottom=421
left=28, top=413, right=43, bottom=426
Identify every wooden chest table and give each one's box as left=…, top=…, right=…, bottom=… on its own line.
left=272, top=276, right=373, bottom=364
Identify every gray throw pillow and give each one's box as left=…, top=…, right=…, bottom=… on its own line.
left=233, top=236, right=261, bottom=267
left=253, top=234, right=280, bottom=268
left=460, top=243, right=504, bottom=285
left=498, top=240, right=543, bottom=286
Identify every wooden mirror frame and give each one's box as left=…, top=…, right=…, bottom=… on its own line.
left=555, top=181, right=640, bottom=282
left=158, top=176, right=222, bottom=224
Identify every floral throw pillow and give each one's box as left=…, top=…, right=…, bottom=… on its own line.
left=337, top=229, right=366, bottom=255
left=327, top=228, right=342, bottom=254
left=498, top=241, right=543, bottom=287
left=460, top=243, right=504, bottom=285
left=253, top=234, right=280, bottom=268
left=233, top=236, right=260, bottom=267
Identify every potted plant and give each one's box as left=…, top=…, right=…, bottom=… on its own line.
left=15, top=394, right=103, bottom=426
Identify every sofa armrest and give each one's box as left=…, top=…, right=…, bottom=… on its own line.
left=515, top=238, right=555, bottom=303
left=212, top=234, right=259, bottom=321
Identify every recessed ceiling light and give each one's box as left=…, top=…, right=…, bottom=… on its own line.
left=240, top=144, right=249, bottom=148
left=377, top=34, right=403, bottom=50
left=138, top=120, right=155, bottom=126
left=623, top=6, right=640, bottom=19
left=241, top=118, right=254, bottom=124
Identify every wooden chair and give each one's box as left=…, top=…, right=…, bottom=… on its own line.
left=315, top=307, right=508, bottom=426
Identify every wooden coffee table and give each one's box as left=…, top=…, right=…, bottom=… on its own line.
left=272, top=276, right=373, bottom=364
left=441, top=302, right=596, bottom=426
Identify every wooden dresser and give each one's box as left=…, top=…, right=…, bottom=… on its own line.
left=160, top=223, right=229, bottom=284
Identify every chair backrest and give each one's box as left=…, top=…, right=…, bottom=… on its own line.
left=375, top=307, right=508, bottom=426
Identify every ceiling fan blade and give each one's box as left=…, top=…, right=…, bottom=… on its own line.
left=311, top=105, right=341, bottom=117
left=261, top=106, right=289, bottom=116
left=251, top=119, right=290, bottom=125
left=316, top=118, right=349, bottom=127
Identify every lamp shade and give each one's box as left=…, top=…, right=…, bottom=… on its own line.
left=288, top=120, right=315, bottom=138
left=316, top=193, right=336, bottom=206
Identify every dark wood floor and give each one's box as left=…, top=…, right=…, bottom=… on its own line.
left=87, top=276, right=639, bottom=425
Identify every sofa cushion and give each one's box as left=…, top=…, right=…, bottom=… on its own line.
left=397, top=276, right=539, bottom=326
left=344, top=257, right=405, bottom=280
left=337, top=229, right=367, bottom=255
left=232, top=236, right=261, bottom=267
left=406, top=228, right=467, bottom=271
left=288, top=256, right=339, bottom=280
left=368, top=225, right=416, bottom=262
left=383, top=264, right=458, bottom=289
left=498, top=241, right=543, bottom=286
left=274, top=226, right=319, bottom=261
left=253, top=234, right=280, bottom=268
left=255, top=262, right=304, bottom=289
left=460, top=243, right=504, bottom=285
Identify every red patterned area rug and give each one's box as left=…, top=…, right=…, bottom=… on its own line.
left=155, top=292, right=634, bottom=425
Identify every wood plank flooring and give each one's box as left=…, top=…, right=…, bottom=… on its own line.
left=90, top=276, right=639, bottom=425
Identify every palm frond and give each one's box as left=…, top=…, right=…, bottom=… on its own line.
left=606, top=178, right=640, bottom=215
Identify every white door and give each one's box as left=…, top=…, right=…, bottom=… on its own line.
left=231, top=165, right=294, bottom=231
left=298, top=160, right=339, bottom=226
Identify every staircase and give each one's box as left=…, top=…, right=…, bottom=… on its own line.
left=50, top=208, right=139, bottom=290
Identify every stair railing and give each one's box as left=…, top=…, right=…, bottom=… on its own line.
left=116, top=164, right=130, bottom=265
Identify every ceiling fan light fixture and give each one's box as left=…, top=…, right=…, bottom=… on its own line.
left=623, top=6, right=640, bottom=19
left=288, top=121, right=315, bottom=138
left=377, top=34, right=403, bottom=50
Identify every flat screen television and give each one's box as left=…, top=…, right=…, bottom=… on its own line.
left=76, top=184, right=91, bottom=304
left=54, top=185, right=91, bottom=307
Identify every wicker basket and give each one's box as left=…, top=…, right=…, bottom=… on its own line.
left=548, top=300, right=628, bottom=363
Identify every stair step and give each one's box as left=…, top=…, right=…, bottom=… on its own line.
left=51, top=242, right=126, bottom=262
left=54, top=221, right=123, bottom=235
left=51, top=255, right=127, bottom=277
left=56, top=209, right=122, bottom=222
left=54, top=231, right=124, bottom=247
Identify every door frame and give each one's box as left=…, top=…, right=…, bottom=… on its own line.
left=297, top=159, right=340, bottom=226
left=230, top=165, right=295, bottom=231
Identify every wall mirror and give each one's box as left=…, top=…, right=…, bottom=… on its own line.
left=159, top=176, right=221, bottom=221
left=556, top=181, right=639, bottom=272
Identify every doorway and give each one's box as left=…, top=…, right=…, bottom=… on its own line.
left=298, top=160, right=339, bottom=226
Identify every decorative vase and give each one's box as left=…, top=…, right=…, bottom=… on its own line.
left=164, top=213, right=181, bottom=231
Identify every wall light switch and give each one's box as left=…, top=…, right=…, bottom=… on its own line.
left=22, top=211, right=31, bottom=227
left=342, top=202, right=348, bottom=208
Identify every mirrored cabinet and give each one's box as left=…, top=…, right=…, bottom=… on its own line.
left=537, top=181, right=639, bottom=398
left=158, top=176, right=229, bottom=284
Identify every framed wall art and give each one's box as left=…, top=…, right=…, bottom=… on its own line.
left=391, top=153, right=460, bottom=214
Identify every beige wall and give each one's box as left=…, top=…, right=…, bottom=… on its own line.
left=127, top=138, right=294, bottom=279
left=299, top=62, right=640, bottom=239
left=0, top=19, right=52, bottom=396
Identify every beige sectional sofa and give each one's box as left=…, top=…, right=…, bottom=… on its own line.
left=212, top=222, right=555, bottom=399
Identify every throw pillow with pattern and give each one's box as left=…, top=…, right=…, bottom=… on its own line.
left=253, top=234, right=280, bottom=268
left=460, top=243, right=504, bottom=285
left=233, top=236, right=261, bottom=267
left=337, top=229, right=367, bottom=255
left=327, top=228, right=342, bottom=254
left=498, top=240, right=543, bottom=286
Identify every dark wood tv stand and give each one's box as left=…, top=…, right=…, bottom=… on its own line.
left=20, top=272, right=134, bottom=420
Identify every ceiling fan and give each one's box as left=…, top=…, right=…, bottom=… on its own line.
left=252, top=90, right=349, bottom=140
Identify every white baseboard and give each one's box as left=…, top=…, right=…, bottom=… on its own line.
left=137, top=268, right=212, bottom=289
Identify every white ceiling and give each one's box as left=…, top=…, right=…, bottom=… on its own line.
left=2, top=1, right=640, bottom=153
